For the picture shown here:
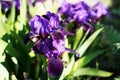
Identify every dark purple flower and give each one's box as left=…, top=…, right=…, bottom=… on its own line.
left=24, top=12, right=74, bottom=76
left=90, top=2, right=108, bottom=18
left=0, top=1, right=12, bottom=13
left=27, top=13, right=67, bottom=58
left=47, top=58, right=63, bottom=76
left=41, top=38, right=57, bottom=58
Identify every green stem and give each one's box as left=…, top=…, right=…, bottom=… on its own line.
left=35, top=54, right=41, bottom=79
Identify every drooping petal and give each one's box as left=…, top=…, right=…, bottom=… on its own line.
left=31, top=40, right=44, bottom=54
left=47, top=58, right=63, bottom=76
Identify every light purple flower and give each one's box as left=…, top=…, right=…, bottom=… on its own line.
left=58, top=1, right=74, bottom=17
left=73, top=9, right=88, bottom=22
left=90, top=2, right=108, bottom=18
left=73, top=1, right=89, bottom=11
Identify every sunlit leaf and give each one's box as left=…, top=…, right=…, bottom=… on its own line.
left=73, top=27, right=83, bottom=50
left=76, top=28, right=103, bottom=57
left=0, top=39, right=8, bottom=62
left=72, top=67, right=112, bottom=77
left=0, top=64, right=9, bottom=80
left=20, top=0, right=27, bottom=30
left=0, top=19, right=7, bottom=38
left=73, top=50, right=104, bottom=71
left=59, top=55, right=75, bottom=80
left=8, top=1, right=15, bottom=25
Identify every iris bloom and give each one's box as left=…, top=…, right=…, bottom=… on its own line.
left=58, top=1, right=108, bottom=33
left=24, top=11, right=73, bottom=76
left=90, top=2, right=108, bottom=18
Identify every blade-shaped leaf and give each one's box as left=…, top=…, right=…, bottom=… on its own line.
left=0, top=19, right=7, bottom=38
left=72, top=67, right=112, bottom=77
left=59, top=55, right=75, bottom=80
left=73, top=50, right=104, bottom=71
left=20, top=0, right=27, bottom=30
left=76, top=28, right=103, bottom=57
left=8, top=1, right=15, bottom=25
left=73, top=27, right=83, bottom=50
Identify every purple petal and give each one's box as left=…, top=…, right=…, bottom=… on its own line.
left=58, top=1, right=74, bottom=16
left=90, top=2, right=108, bottom=18
left=29, top=15, right=49, bottom=37
left=73, top=1, right=89, bottom=11
left=47, top=58, right=63, bottom=76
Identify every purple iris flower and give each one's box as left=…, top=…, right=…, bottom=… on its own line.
left=58, top=1, right=74, bottom=17
left=58, top=1, right=89, bottom=22
left=58, top=1, right=108, bottom=34
left=90, top=2, right=108, bottom=18
left=72, top=1, right=89, bottom=22
left=24, top=11, right=73, bottom=76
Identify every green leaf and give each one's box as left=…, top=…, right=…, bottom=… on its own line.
left=78, top=28, right=90, bottom=47
left=59, top=55, right=75, bottom=80
left=0, top=39, right=8, bottom=62
left=72, top=67, right=112, bottom=77
left=76, top=28, right=103, bottom=57
left=0, top=64, right=9, bottom=80
left=20, top=0, right=27, bottom=30
left=62, top=39, right=70, bottom=63
left=73, top=50, right=104, bottom=71
left=73, top=27, right=83, bottom=50
left=0, top=19, right=7, bottom=38
left=8, top=1, right=15, bottom=25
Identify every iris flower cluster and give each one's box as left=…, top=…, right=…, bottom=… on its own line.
left=24, top=11, right=73, bottom=76
left=58, top=1, right=108, bottom=33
